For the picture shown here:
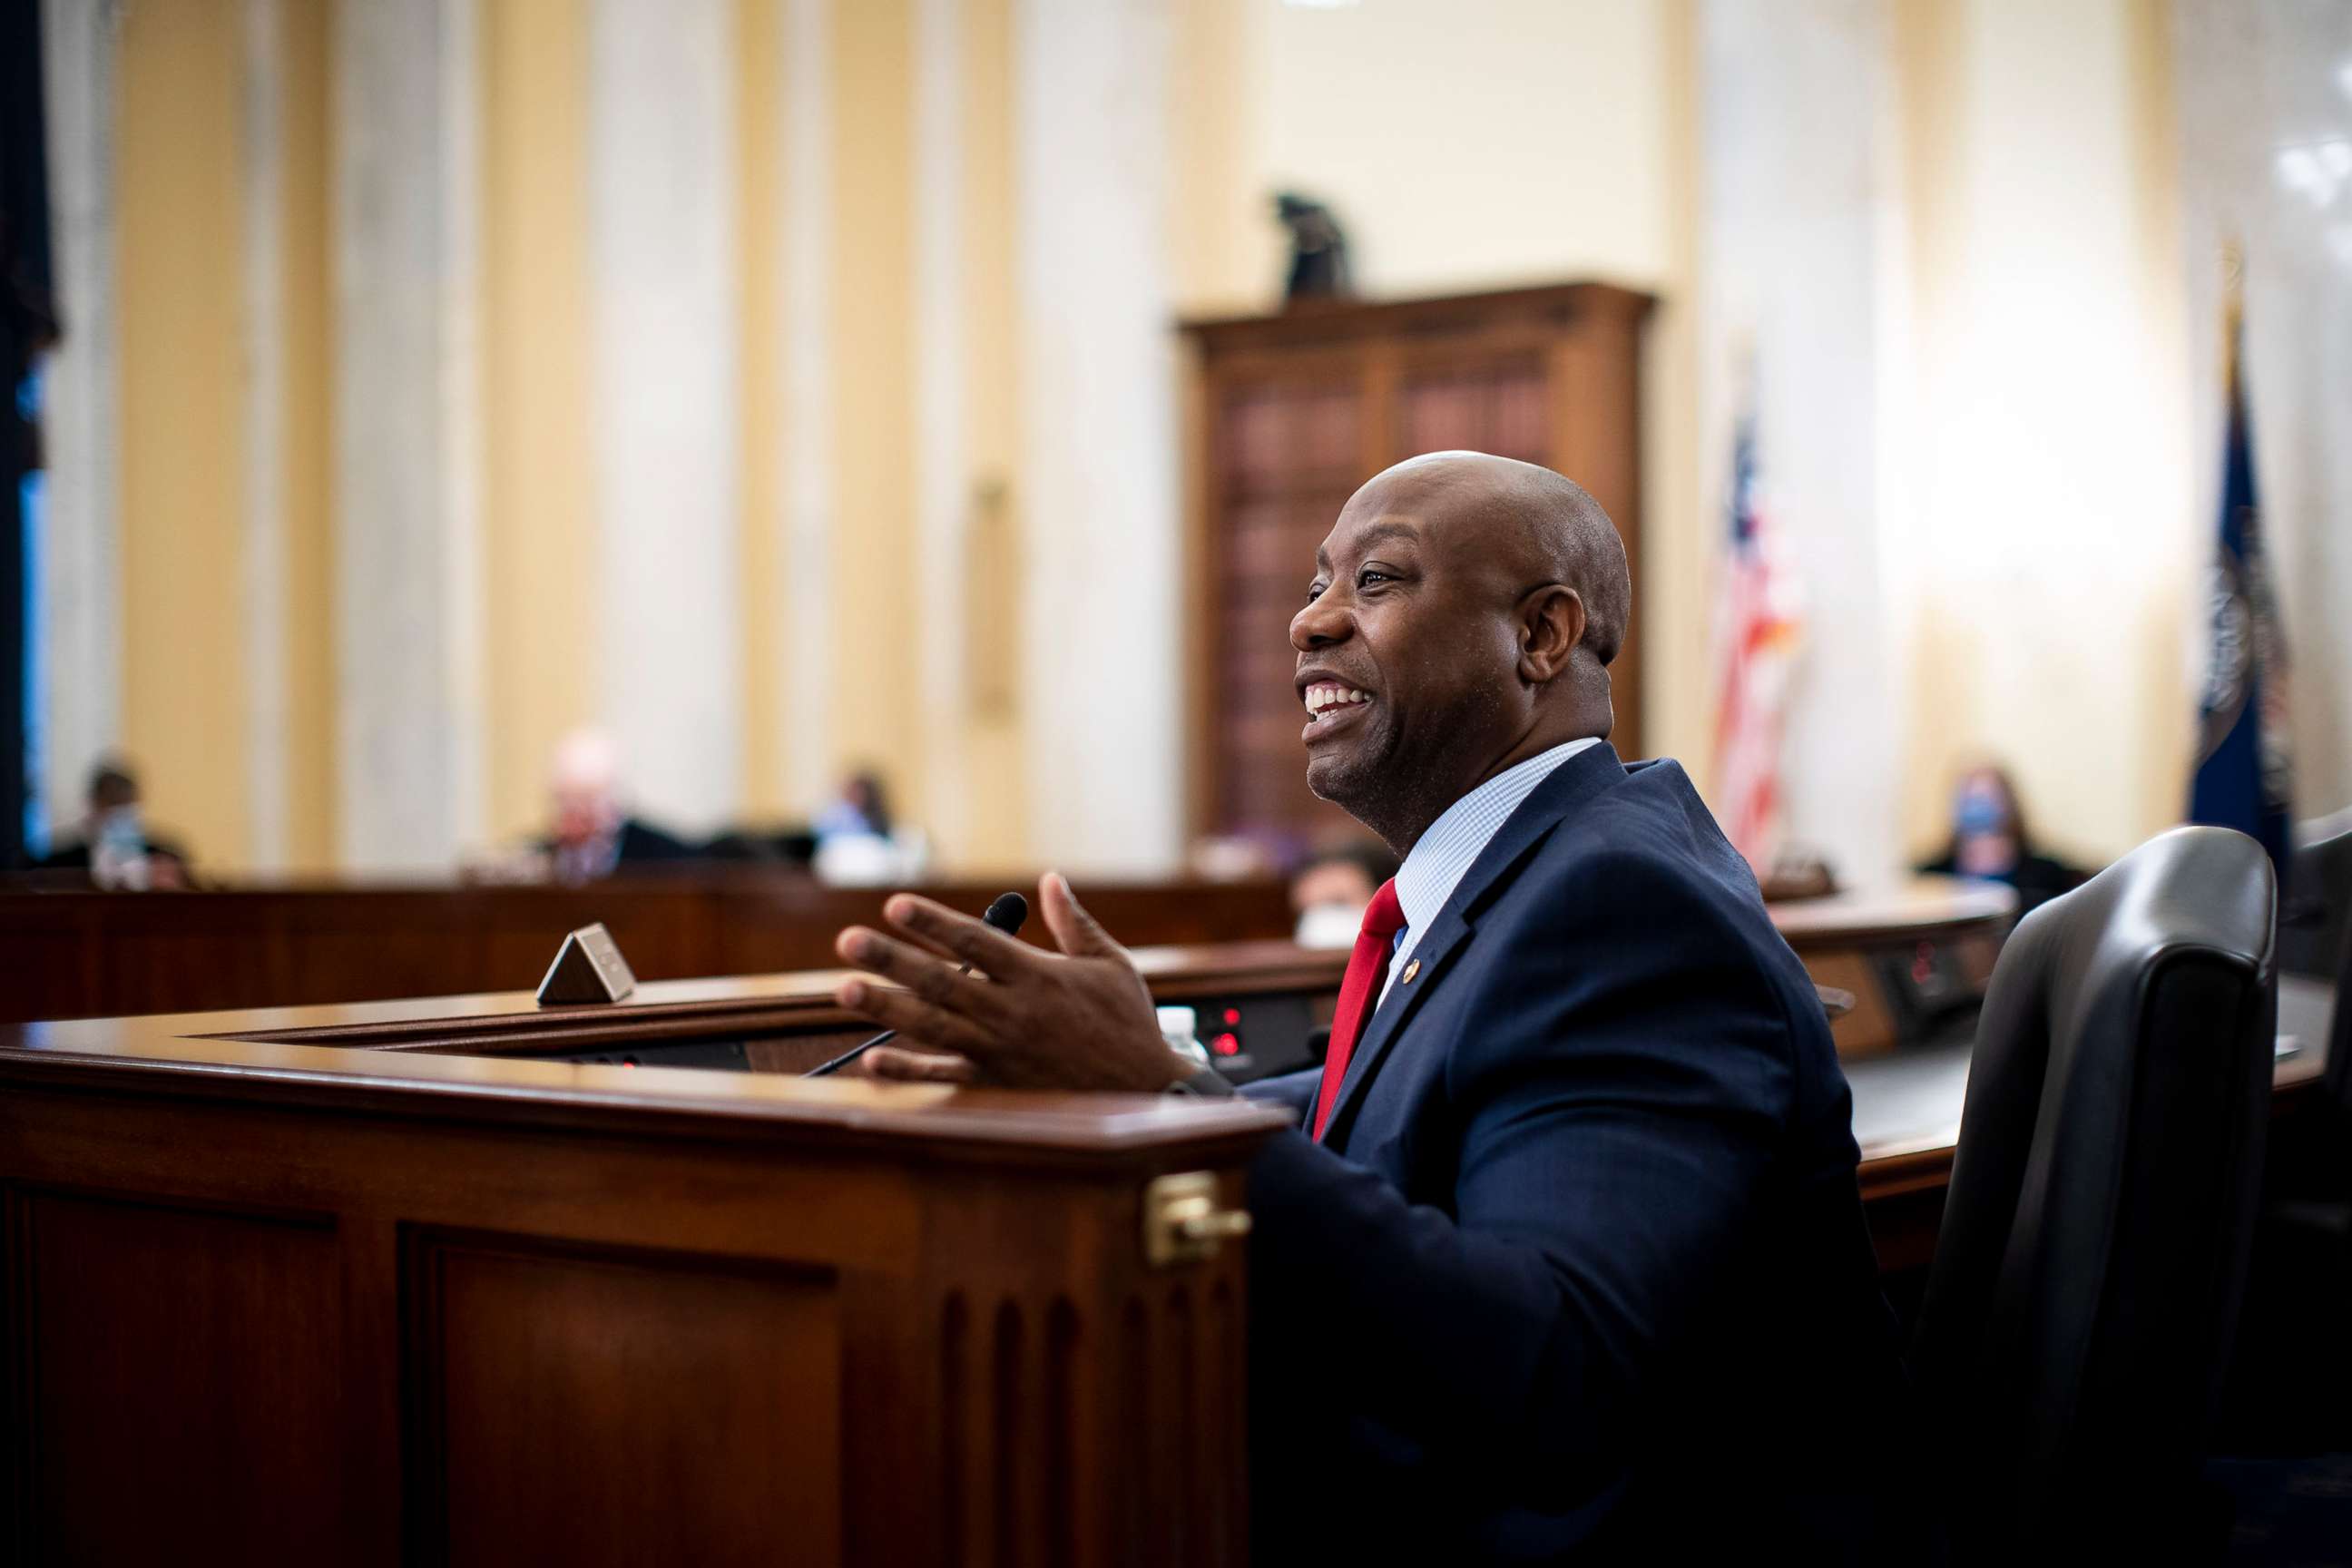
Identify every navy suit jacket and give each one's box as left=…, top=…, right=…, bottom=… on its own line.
left=1242, top=743, right=1910, bottom=1563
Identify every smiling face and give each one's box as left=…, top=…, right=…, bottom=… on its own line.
left=1290, top=453, right=1621, bottom=850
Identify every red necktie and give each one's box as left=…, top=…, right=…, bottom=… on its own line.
left=1311, top=878, right=1406, bottom=1140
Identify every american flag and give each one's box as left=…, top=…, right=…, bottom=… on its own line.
left=1711, top=411, right=1802, bottom=872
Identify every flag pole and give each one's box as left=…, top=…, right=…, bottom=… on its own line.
left=2221, top=239, right=2243, bottom=402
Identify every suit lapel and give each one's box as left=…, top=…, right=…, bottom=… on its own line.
left=1313, top=907, right=1472, bottom=1146
left=1316, top=741, right=1630, bottom=1149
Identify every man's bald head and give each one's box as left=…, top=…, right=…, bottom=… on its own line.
left=1291, top=452, right=1633, bottom=852
left=1357, top=451, right=1632, bottom=666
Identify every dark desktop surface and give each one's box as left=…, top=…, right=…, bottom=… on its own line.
left=531, top=990, right=1327, bottom=1085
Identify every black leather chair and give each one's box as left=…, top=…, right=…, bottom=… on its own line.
left=2220, top=843, right=2352, bottom=1465
left=2328, top=920, right=2352, bottom=1123
left=2278, top=809, right=2352, bottom=979
left=1910, top=826, right=2278, bottom=1559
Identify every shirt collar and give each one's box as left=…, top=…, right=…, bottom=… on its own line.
left=1391, top=737, right=1603, bottom=941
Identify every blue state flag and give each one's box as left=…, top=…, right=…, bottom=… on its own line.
left=2190, top=325, right=2292, bottom=870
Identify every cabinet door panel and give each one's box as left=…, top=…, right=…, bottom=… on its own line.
left=1399, top=358, right=1550, bottom=464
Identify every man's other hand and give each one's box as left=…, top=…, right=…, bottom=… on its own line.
left=832, top=872, right=1190, bottom=1093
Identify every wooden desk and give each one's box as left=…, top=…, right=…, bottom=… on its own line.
left=0, top=871, right=2011, bottom=1060
left=27, top=907, right=2277, bottom=1302
left=1768, top=878, right=2014, bottom=1059
left=7, top=934, right=2320, bottom=1559
left=135, top=943, right=1350, bottom=1085
left=0, top=966, right=1295, bottom=1565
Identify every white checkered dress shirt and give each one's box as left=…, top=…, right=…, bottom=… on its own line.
left=1380, top=737, right=1603, bottom=1004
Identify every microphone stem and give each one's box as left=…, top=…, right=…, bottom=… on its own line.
left=804, top=1027, right=897, bottom=1078
left=804, top=891, right=1027, bottom=1079
left=803, top=957, right=975, bottom=1077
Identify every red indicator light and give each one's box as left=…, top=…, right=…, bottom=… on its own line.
left=1222, top=1007, right=1241, bottom=1025
left=1212, top=1033, right=1241, bottom=1056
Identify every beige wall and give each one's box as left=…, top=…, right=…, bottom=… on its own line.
left=949, top=0, right=1026, bottom=870
left=829, top=0, right=921, bottom=825
left=1251, top=0, right=1681, bottom=300
left=78, top=0, right=1044, bottom=868
left=62, top=0, right=2311, bottom=879
left=1889, top=0, right=2194, bottom=863
left=83, top=0, right=1701, bottom=873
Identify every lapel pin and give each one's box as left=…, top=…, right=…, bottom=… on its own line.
left=1400, top=959, right=1421, bottom=985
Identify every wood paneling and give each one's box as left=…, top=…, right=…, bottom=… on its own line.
left=0, top=875, right=1297, bottom=1024
left=1181, top=282, right=1656, bottom=851
left=410, top=1232, right=842, bottom=1567
left=0, top=1028, right=1287, bottom=1565
left=7, top=1191, right=346, bottom=1564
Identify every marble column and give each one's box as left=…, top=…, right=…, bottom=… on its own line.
left=35, top=0, right=122, bottom=840
left=333, top=0, right=485, bottom=871
left=590, top=0, right=741, bottom=836
left=779, top=0, right=838, bottom=816
left=1016, top=0, right=1183, bottom=873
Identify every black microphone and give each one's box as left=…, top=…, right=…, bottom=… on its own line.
left=805, top=891, right=1030, bottom=1078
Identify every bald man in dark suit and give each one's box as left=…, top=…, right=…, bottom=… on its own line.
left=829, top=454, right=1913, bottom=1562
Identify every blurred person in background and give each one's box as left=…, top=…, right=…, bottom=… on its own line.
left=812, top=769, right=927, bottom=886
left=813, top=769, right=892, bottom=842
left=1916, top=762, right=2087, bottom=914
left=537, top=729, right=692, bottom=884
left=35, top=758, right=191, bottom=890
left=1289, top=838, right=1401, bottom=948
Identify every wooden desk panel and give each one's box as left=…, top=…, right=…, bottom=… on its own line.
left=0, top=873, right=2009, bottom=1062
left=0, top=875, right=1298, bottom=1024
left=15, top=1188, right=349, bottom=1563
left=0, top=1013, right=1287, bottom=1566
left=416, top=1230, right=845, bottom=1566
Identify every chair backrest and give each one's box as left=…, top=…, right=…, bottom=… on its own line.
left=1910, top=826, right=2277, bottom=1555
left=2326, top=916, right=2352, bottom=1119
left=2278, top=809, right=2352, bottom=978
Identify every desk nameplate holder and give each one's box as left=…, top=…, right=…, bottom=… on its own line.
left=536, top=922, right=639, bottom=1005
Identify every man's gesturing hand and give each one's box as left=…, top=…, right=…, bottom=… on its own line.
left=831, top=872, right=1191, bottom=1093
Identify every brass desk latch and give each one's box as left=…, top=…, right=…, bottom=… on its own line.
left=1142, top=1171, right=1252, bottom=1268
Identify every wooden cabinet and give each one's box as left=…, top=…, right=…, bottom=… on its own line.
left=1179, top=282, right=1654, bottom=852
